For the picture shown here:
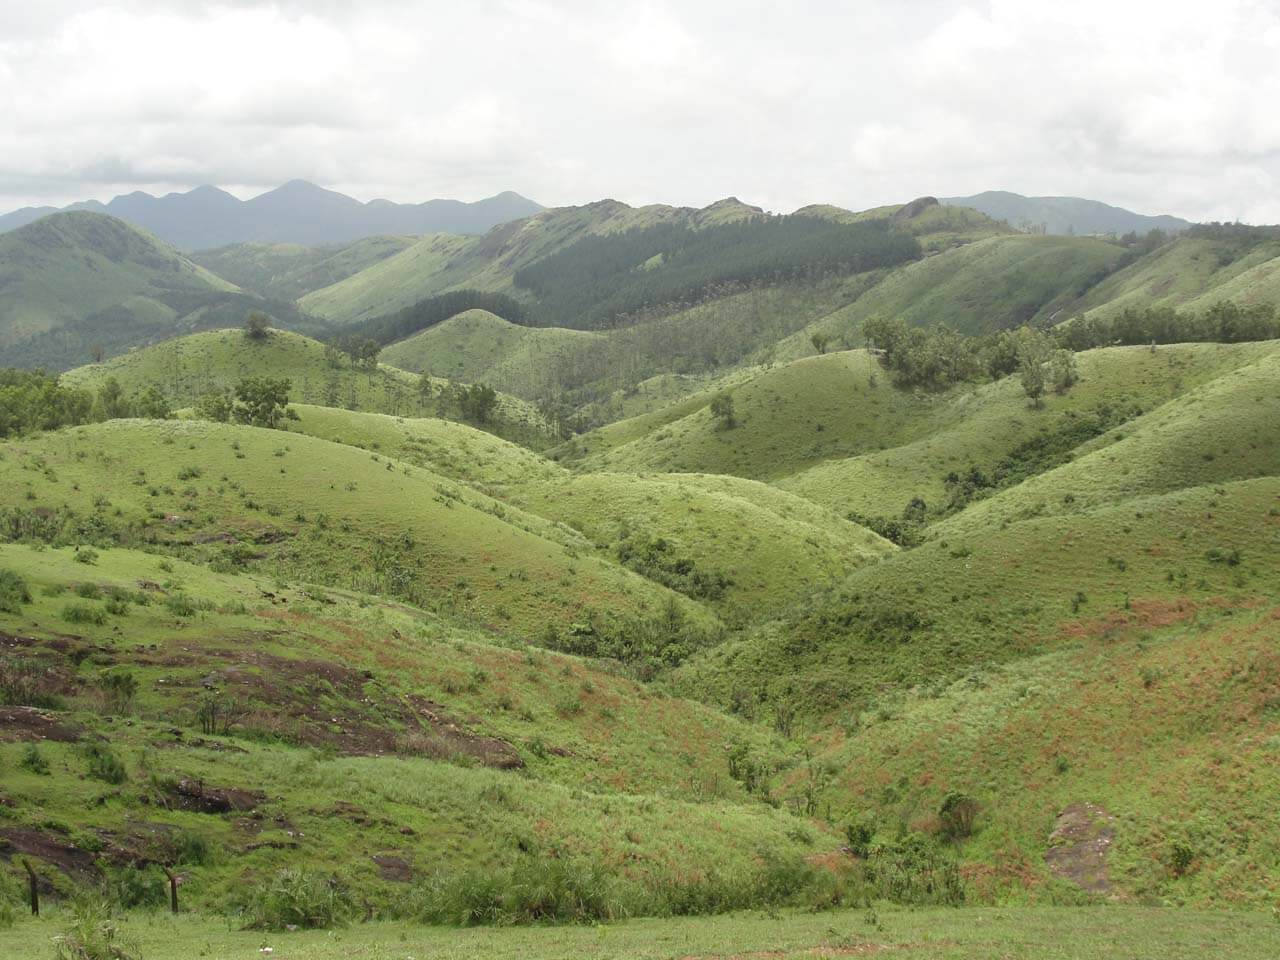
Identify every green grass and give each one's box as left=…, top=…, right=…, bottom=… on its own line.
left=780, top=341, right=1280, bottom=517
left=298, top=199, right=767, bottom=324
left=517, top=472, right=893, bottom=621
left=2, top=905, right=1277, bottom=959
left=0, top=544, right=808, bottom=910
left=61, top=328, right=556, bottom=448
left=792, top=602, right=1280, bottom=905
left=192, top=236, right=417, bottom=301
left=0, top=419, right=712, bottom=637
left=0, top=212, right=239, bottom=358
left=381, top=309, right=605, bottom=394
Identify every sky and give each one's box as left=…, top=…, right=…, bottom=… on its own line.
left=2, top=0, right=1279, bottom=222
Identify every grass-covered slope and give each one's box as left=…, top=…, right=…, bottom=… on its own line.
left=298, top=199, right=765, bottom=324
left=0, top=419, right=714, bottom=637
left=61, top=328, right=556, bottom=447
left=794, top=600, right=1280, bottom=905
left=566, top=351, right=936, bottom=481
left=0, top=544, right=810, bottom=912
left=930, top=344, right=1280, bottom=539
left=780, top=341, right=1280, bottom=516
left=795, top=234, right=1126, bottom=340
left=274, top=405, right=892, bottom=621
left=191, top=235, right=416, bottom=301
left=677, top=476, right=1280, bottom=724
left=381, top=309, right=605, bottom=394
left=1076, top=235, right=1280, bottom=319
left=517, top=472, right=894, bottom=622
left=0, top=211, right=292, bottom=370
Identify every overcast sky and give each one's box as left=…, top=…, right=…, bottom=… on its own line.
left=3, top=0, right=1279, bottom=222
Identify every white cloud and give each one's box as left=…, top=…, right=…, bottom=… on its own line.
left=1, top=0, right=1278, bottom=221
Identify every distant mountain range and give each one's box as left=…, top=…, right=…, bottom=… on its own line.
left=941, top=190, right=1191, bottom=236
left=0, top=181, right=544, bottom=250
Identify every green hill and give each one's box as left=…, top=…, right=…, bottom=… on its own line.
left=0, top=212, right=297, bottom=370
left=565, top=351, right=936, bottom=481
left=1075, top=234, right=1280, bottom=320
left=779, top=341, right=1280, bottom=517
left=0, top=419, right=713, bottom=638
left=60, top=328, right=557, bottom=448
left=0, top=543, right=813, bottom=914
left=517, top=472, right=894, bottom=622
left=191, top=235, right=417, bottom=301
left=381, top=309, right=605, bottom=397
left=795, top=234, right=1126, bottom=340
left=298, top=199, right=767, bottom=325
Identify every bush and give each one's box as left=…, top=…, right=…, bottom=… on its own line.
left=84, top=742, right=127, bottom=785
left=403, top=857, right=628, bottom=926
left=62, top=602, right=108, bottom=626
left=98, top=670, right=138, bottom=713
left=234, top=868, right=355, bottom=930
left=1, top=659, right=64, bottom=709
left=0, top=569, right=31, bottom=613
left=19, top=743, right=50, bottom=775
left=863, top=834, right=965, bottom=906
left=938, top=791, right=980, bottom=841
left=108, top=864, right=167, bottom=910
left=52, top=896, right=139, bottom=960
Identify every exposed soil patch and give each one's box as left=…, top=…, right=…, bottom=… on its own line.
left=192, top=649, right=522, bottom=767
left=0, top=827, right=100, bottom=882
left=0, top=705, right=82, bottom=743
left=1045, top=802, right=1116, bottom=895
left=371, top=854, right=414, bottom=882
left=161, top=778, right=264, bottom=814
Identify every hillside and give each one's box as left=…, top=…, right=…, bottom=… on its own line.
left=381, top=309, right=605, bottom=397
left=0, top=182, right=544, bottom=249
left=0, top=543, right=814, bottom=914
left=941, top=190, right=1191, bottom=236
left=796, top=234, right=1127, bottom=340
left=0, top=212, right=296, bottom=370
left=191, top=235, right=417, bottom=301
left=298, top=198, right=767, bottom=324
left=60, top=328, right=557, bottom=448
left=0, top=419, right=715, bottom=639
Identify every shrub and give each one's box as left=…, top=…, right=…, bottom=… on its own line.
left=19, top=743, right=50, bottom=775
left=176, top=465, right=203, bottom=480
left=52, top=896, right=139, bottom=960
left=175, top=830, right=213, bottom=867
left=938, top=791, right=979, bottom=841
left=863, top=834, right=965, bottom=906
left=84, top=742, right=127, bottom=785
left=0, top=569, right=31, bottom=614
left=62, top=602, right=108, bottom=626
left=1, top=659, right=64, bottom=709
left=74, top=548, right=99, bottom=565
left=234, top=868, right=356, bottom=930
left=403, top=857, right=627, bottom=926
left=108, top=864, right=167, bottom=910
left=98, top=670, right=138, bottom=713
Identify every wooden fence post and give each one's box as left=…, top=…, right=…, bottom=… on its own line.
left=159, top=865, right=179, bottom=914
left=21, top=859, right=38, bottom=916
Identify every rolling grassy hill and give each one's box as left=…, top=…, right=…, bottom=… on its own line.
left=0, top=419, right=714, bottom=638
left=60, top=328, right=557, bottom=448
left=0, top=543, right=813, bottom=914
left=779, top=341, right=1280, bottom=517
left=562, top=351, right=937, bottom=481
left=273, top=404, right=892, bottom=621
left=381, top=309, right=606, bottom=396
left=1074, top=234, right=1280, bottom=320
left=298, top=198, right=765, bottom=324
left=794, top=234, right=1127, bottom=340
left=191, top=235, right=417, bottom=301
left=0, top=212, right=299, bottom=370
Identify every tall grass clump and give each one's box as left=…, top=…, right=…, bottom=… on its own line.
left=0, top=568, right=31, bottom=613
left=52, top=896, right=139, bottom=960
left=232, top=868, right=356, bottom=930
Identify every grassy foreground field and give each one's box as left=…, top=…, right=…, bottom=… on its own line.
left=2, top=905, right=1277, bottom=959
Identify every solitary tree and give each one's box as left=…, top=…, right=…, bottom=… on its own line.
left=1049, top=348, right=1078, bottom=394
left=244, top=311, right=271, bottom=340
left=233, top=377, right=293, bottom=428
left=709, top=392, right=736, bottom=429
left=810, top=332, right=831, bottom=355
